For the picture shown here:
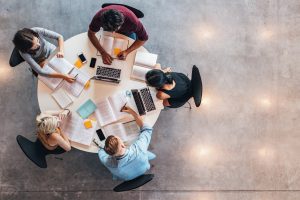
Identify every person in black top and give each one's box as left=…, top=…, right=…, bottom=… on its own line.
left=145, top=64, right=192, bottom=108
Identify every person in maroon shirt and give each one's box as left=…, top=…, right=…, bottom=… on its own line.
left=88, top=5, right=149, bottom=65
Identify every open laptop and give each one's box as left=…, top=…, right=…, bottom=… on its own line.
left=93, top=65, right=122, bottom=83
left=130, top=87, right=157, bottom=116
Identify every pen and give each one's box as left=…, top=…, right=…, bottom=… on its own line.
left=74, top=74, right=79, bottom=80
left=120, top=103, right=127, bottom=112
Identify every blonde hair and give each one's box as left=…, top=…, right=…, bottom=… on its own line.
left=36, top=113, right=60, bottom=135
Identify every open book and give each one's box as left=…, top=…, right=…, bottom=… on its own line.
left=60, top=114, right=97, bottom=146
left=94, top=91, right=128, bottom=127
left=38, top=57, right=74, bottom=90
left=51, top=88, right=73, bottom=109
left=131, top=51, right=158, bottom=81
left=102, top=121, right=140, bottom=145
left=97, top=35, right=129, bottom=58
left=61, top=68, right=91, bottom=97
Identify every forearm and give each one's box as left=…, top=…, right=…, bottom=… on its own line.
left=126, top=40, right=146, bottom=54
left=58, top=36, right=64, bottom=52
left=48, top=73, right=67, bottom=79
left=88, top=31, right=106, bottom=54
left=130, top=111, right=144, bottom=128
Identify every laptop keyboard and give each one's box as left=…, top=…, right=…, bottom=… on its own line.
left=96, top=66, right=121, bottom=79
left=140, top=88, right=156, bottom=112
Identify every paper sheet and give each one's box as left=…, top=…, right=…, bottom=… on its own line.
left=51, top=88, right=73, bottom=109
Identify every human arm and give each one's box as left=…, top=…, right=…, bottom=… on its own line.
left=98, top=148, right=110, bottom=164
left=88, top=29, right=113, bottom=65
left=156, top=91, right=171, bottom=100
left=52, top=130, right=71, bottom=152
left=121, top=106, right=144, bottom=128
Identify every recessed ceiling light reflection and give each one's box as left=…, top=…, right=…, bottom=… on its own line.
left=260, top=29, right=274, bottom=39
left=0, top=66, right=12, bottom=83
left=201, top=96, right=211, bottom=106
left=195, top=25, right=215, bottom=40
left=260, top=98, right=271, bottom=107
left=258, top=147, right=274, bottom=158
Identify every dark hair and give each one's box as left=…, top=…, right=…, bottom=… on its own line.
left=12, top=28, right=39, bottom=53
left=145, top=69, right=174, bottom=89
left=101, top=9, right=124, bottom=32
left=104, top=135, right=119, bottom=156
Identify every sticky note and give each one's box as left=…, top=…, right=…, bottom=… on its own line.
left=114, top=48, right=121, bottom=56
left=84, top=80, right=90, bottom=89
left=74, top=59, right=83, bottom=68
left=84, top=119, right=92, bottom=129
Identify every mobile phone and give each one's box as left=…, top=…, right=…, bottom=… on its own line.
left=78, top=52, right=87, bottom=63
left=90, top=57, right=96, bottom=68
left=96, top=129, right=106, bottom=141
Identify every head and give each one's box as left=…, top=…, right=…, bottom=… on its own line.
left=101, top=9, right=124, bottom=32
left=36, top=114, right=60, bottom=136
left=104, top=135, right=126, bottom=156
left=12, top=28, right=41, bottom=53
left=146, top=69, right=174, bottom=89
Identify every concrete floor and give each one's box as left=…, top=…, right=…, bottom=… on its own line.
left=1, top=0, right=300, bottom=199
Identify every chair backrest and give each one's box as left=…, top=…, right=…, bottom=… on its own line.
left=113, top=174, right=154, bottom=192
left=102, top=3, right=144, bottom=18
left=191, top=65, right=203, bottom=107
left=9, top=47, right=24, bottom=67
left=16, top=135, right=48, bottom=168
left=16, top=135, right=65, bottom=168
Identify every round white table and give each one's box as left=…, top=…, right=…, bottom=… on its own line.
left=37, top=32, right=161, bottom=153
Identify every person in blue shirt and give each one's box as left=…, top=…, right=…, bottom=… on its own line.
left=98, top=105, right=156, bottom=181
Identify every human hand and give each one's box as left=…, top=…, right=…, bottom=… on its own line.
left=101, top=51, right=113, bottom=65
left=117, top=50, right=128, bottom=60
left=64, top=75, right=76, bottom=83
left=121, top=105, right=135, bottom=114
left=56, top=51, right=64, bottom=58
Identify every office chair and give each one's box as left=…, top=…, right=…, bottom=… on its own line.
left=113, top=174, right=154, bottom=192
left=16, top=135, right=65, bottom=168
left=9, top=47, right=24, bottom=67
left=102, top=3, right=144, bottom=18
left=191, top=65, right=203, bottom=107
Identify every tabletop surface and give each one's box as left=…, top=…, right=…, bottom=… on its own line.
left=37, top=32, right=162, bottom=153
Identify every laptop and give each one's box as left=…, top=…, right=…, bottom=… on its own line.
left=93, top=65, right=122, bottom=83
left=130, top=87, right=156, bottom=116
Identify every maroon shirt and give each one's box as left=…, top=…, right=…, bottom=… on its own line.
left=89, top=5, right=148, bottom=41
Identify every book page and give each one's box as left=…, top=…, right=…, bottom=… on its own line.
left=51, top=88, right=73, bottom=109
left=38, top=64, right=63, bottom=90
left=103, top=123, right=127, bottom=141
left=60, top=114, right=96, bottom=146
left=131, top=65, right=151, bottom=81
left=108, top=91, right=128, bottom=120
left=122, top=121, right=140, bottom=144
left=95, top=99, right=116, bottom=126
left=49, top=57, right=74, bottom=74
left=112, top=38, right=127, bottom=58
left=134, top=51, right=158, bottom=68
left=62, top=68, right=91, bottom=97
left=101, top=36, right=114, bottom=56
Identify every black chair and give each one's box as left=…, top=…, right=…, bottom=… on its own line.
left=9, top=47, right=24, bottom=67
left=16, top=135, right=65, bottom=168
left=113, top=174, right=154, bottom=192
left=191, top=65, right=203, bottom=107
left=102, top=3, right=144, bottom=18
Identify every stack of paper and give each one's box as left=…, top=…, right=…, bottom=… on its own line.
left=131, top=51, right=158, bottom=81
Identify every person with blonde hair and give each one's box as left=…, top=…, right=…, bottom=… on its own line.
left=36, top=110, right=71, bottom=152
left=98, top=105, right=156, bottom=181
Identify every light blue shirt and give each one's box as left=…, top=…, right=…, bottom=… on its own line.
left=98, top=124, right=155, bottom=181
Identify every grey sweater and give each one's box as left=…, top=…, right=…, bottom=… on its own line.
left=19, top=27, right=63, bottom=76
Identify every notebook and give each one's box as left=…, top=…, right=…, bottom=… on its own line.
left=94, top=91, right=128, bottom=126
left=61, top=68, right=91, bottom=97
left=38, top=56, right=74, bottom=90
left=97, top=35, right=129, bottom=58
left=60, top=114, right=97, bottom=146
left=102, top=121, right=140, bottom=145
left=51, top=88, right=73, bottom=109
left=76, top=99, right=97, bottom=119
left=131, top=51, right=158, bottom=81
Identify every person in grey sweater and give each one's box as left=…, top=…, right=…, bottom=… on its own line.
left=13, top=27, right=75, bottom=82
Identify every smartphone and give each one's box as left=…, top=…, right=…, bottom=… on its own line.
left=96, top=129, right=106, bottom=141
left=78, top=52, right=87, bottom=63
left=90, top=57, right=96, bottom=68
